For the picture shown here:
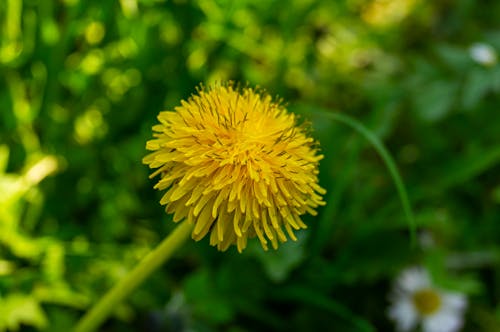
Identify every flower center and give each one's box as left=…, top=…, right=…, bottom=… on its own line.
left=412, top=288, right=442, bottom=316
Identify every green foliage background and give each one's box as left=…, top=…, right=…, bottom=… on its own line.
left=1, top=0, right=499, bottom=331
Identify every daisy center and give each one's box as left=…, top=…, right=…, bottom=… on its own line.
left=412, top=288, right=442, bottom=316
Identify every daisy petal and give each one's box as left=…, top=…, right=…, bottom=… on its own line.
left=397, top=267, right=431, bottom=293
left=442, top=292, right=467, bottom=311
left=388, top=299, right=418, bottom=332
left=423, top=309, right=463, bottom=332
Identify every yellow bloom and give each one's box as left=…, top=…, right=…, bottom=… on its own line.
left=143, top=83, right=325, bottom=252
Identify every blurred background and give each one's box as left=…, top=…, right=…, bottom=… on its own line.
left=1, top=0, right=499, bottom=331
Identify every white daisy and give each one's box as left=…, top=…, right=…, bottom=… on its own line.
left=388, top=267, right=467, bottom=332
left=469, top=43, right=497, bottom=66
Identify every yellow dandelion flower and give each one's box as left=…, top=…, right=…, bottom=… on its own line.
left=143, top=83, right=326, bottom=252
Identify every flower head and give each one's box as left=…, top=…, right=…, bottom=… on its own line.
left=469, top=43, right=497, bottom=66
left=143, top=83, right=325, bottom=252
left=388, top=267, right=467, bottom=332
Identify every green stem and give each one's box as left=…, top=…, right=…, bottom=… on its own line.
left=313, top=111, right=416, bottom=246
left=73, top=221, right=194, bottom=332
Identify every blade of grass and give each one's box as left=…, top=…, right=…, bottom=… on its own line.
left=311, top=137, right=363, bottom=255
left=310, top=110, right=416, bottom=246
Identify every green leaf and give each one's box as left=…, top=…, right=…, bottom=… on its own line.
left=413, top=80, right=459, bottom=122
left=0, top=145, right=9, bottom=173
left=462, top=68, right=492, bottom=109
left=183, top=269, right=234, bottom=324
left=435, top=44, right=472, bottom=70
left=0, top=294, right=48, bottom=331
left=432, top=144, right=500, bottom=195
left=272, top=285, right=375, bottom=332
left=249, top=234, right=306, bottom=282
